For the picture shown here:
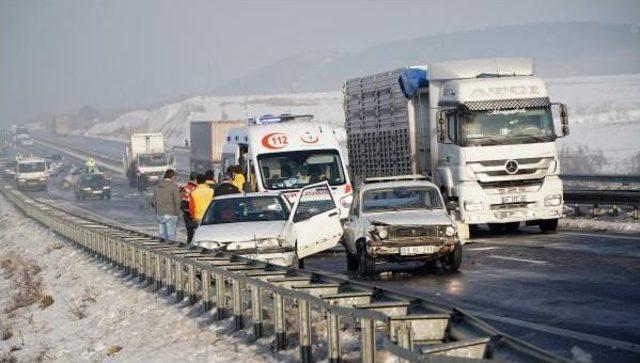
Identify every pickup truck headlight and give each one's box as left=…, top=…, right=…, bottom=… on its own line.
left=38, top=177, right=47, bottom=181
left=18, top=179, right=26, bottom=183
left=103, top=186, right=110, bottom=189
left=544, top=194, right=562, bottom=207
left=340, top=194, right=353, bottom=208
left=372, top=225, right=389, bottom=240
left=445, top=226, right=456, bottom=237
left=83, top=187, right=92, bottom=191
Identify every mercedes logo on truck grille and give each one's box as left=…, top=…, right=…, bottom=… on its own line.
left=505, top=160, right=519, bottom=175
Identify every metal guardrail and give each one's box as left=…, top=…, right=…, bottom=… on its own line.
left=0, top=184, right=565, bottom=363
left=564, top=190, right=640, bottom=206
left=560, top=174, right=640, bottom=184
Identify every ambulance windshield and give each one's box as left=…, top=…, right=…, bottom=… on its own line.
left=258, top=149, right=346, bottom=190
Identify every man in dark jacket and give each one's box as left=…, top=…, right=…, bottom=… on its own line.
left=151, top=169, right=181, bottom=240
left=214, top=172, right=240, bottom=196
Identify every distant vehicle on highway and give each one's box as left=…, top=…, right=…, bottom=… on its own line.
left=2, top=160, right=17, bottom=180
left=15, top=156, right=48, bottom=191
left=61, top=165, right=82, bottom=189
left=123, top=133, right=175, bottom=190
left=74, top=172, right=111, bottom=200
left=192, top=182, right=343, bottom=268
left=188, top=115, right=243, bottom=174
left=342, top=176, right=461, bottom=276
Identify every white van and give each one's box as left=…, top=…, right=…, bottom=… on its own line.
left=15, top=156, right=48, bottom=191
left=221, top=114, right=353, bottom=218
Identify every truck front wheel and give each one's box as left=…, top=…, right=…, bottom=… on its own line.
left=539, top=219, right=559, bottom=233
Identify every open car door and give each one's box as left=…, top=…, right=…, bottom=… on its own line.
left=290, top=182, right=343, bottom=259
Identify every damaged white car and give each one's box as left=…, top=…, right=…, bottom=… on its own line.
left=342, top=177, right=462, bottom=276
left=192, top=182, right=343, bottom=268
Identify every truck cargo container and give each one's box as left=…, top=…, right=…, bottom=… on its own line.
left=188, top=114, right=243, bottom=174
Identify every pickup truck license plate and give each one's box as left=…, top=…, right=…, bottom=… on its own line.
left=502, top=195, right=525, bottom=204
left=400, top=245, right=437, bottom=255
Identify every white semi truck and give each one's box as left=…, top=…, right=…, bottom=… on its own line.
left=344, top=58, right=569, bottom=238
left=221, top=114, right=353, bottom=218
left=188, top=114, right=243, bottom=174
left=123, top=133, right=175, bottom=190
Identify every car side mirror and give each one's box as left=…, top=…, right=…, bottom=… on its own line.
left=446, top=200, right=458, bottom=211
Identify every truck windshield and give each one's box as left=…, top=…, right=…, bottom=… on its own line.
left=138, top=153, right=169, bottom=167
left=363, top=187, right=443, bottom=213
left=17, top=162, right=46, bottom=173
left=458, top=107, right=555, bottom=146
left=258, top=149, right=346, bottom=190
left=201, top=196, right=289, bottom=225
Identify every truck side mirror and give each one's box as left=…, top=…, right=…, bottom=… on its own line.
left=551, top=103, right=569, bottom=137
left=437, top=111, right=446, bottom=143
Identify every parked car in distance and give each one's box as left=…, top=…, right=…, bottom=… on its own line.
left=74, top=172, right=111, bottom=200
left=192, top=183, right=343, bottom=268
left=342, top=176, right=462, bottom=276
left=2, top=160, right=16, bottom=180
left=62, top=165, right=82, bottom=189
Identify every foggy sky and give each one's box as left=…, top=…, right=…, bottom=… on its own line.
left=1, top=0, right=639, bottom=124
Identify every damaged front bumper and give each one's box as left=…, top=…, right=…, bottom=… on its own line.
left=367, top=237, right=457, bottom=261
left=196, top=240, right=297, bottom=267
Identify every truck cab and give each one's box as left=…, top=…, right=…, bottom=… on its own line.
left=221, top=114, right=353, bottom=218
left=15, top=156, right=48, bottom=191
left=123, top=133, right=175, bottom=190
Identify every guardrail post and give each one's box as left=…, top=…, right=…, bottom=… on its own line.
left=165, top=257, right=174, bottom=294
left=232, top=280, right=243, bottom=331
left=327, top=312, right=341, bottom=363
left=395, top=323, right=411, bottom=363
left=187, top=264, right=197, bottom=305
left=139, top=249, right=146, bottom=284
left=299, top=299, right=312, bottom=363
left=215, top=274, right=226, bottom=320
left=360, top=318, right=375, bottom=363
left=574, top=203, right=580, bottom=217
left=202, top=270, right=212, bottom=311
left=175, top=260, right=184, bottom=301
left=251, top=285, right=263, bottom=339
left=592, top=203, right=598, bottom=216
left=274, top=293, right=286, bottom=350
left=154, top=254, right=162, bottom=290
left=635, top=206, right=639, bottom=220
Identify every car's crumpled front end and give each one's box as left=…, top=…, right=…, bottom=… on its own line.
left=367, top=221, right=458, bottom=261
left=195, top=237, right=297, bottom=267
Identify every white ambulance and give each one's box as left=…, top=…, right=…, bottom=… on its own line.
left=221, top=114, right=353, bottom=218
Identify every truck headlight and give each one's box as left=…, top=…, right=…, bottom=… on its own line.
left=445, top=226, right=456, bottom=237
left=544, top=194, right=562, bottom=207
left=340, top=194, right=353, bottom=208
left=464, top=200, right=482, bottom=211
left=547, top=160, right=558, bottom=174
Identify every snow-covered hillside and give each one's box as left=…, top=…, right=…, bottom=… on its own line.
left=84, top=73, right=640, bottom=173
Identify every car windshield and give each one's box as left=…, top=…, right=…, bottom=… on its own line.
left=362, top=187, right=443, bottom=213
left=201, top=196, right=289, bottom=225
left=138, top=153, right=169, bottom=167
left=81, top=174, right=105, bottom=183
left=17, top=162, right=46, bottom=173
left=458, top=107, right=555, bottom=146
left=258, top=149, right=346, bottom=190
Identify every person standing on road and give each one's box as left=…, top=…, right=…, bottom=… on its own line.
left=214, top=172, right=241, bottom=196
left=189, top=174, right=214, bottom=225
left=181, top=172, right=198, bottom=243
left=231, top=165, right=245, bottom=192
left=151, top=169, right=181, bottom=241
left=204, top=170, right=216, bottom=189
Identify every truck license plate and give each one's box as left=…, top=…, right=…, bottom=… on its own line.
left=502, top=195, right=525, bottom=204
left=400, top=245, right=437, bottom=255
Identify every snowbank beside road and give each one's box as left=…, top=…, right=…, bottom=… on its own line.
left=0, top=194, right=274, bottom=363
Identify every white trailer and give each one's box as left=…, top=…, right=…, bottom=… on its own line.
left=123, top=133, right=175, bottom=190
left=344, top=58, right=569, bottom=238
left=188, top=113, right=243, bottom=174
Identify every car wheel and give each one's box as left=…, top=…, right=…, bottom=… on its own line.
left=440, top=242, right=462, bottom=272
left=100, top=194, right=105, bottom=200
left=346, top=252, right=359, bottom=272
left=75, top=192, right=80, bottom=201
left=539, top=218, right=559, bottom=233
left=106, top=192, right=111, bottom=200
left=358, top=245, right=375, bottom=277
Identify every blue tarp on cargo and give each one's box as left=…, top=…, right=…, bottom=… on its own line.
left=398, top=68, right=428, bottom=99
